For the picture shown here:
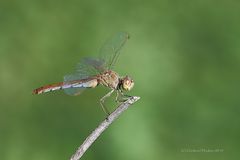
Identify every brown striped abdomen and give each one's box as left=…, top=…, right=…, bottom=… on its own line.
left=33, top=82, right=64, bottom=94
left=33, top=78, right=98, bottom=95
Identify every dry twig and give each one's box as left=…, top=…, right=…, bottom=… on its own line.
left=70, top=96, right=140, bottom=160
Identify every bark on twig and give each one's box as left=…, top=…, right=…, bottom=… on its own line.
left=70, top=96, right=140, bottom=160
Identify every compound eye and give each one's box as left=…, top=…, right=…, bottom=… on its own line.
left=122, top=79, right=133, bottom=91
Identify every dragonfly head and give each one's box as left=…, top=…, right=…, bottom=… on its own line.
left=121, top=76, right=134, bottom=91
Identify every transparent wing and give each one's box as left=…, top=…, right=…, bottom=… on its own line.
left=79, top=57, right=105, bottom=73
left=64, top=74, right=86, bottom=96
left=63, top=58, right=100, bottom=96
left=99, top=32, right=129, bottom=70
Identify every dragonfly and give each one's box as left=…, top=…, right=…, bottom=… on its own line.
left=33, top=32, right=134, bottom=115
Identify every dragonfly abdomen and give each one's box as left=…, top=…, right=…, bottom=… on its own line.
left=32, top=82, right=63, bottom=94
left=33, top=79, right=98, bottom=95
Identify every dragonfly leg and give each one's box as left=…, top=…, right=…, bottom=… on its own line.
left=100, top=89, right=114, bottom=115
left=115, top=90, right=121, bottom=103
left=116, top=90, right=131, bottom=103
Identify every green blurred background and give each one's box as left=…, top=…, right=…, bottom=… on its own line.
left=1, top=0, right=240, bottom=160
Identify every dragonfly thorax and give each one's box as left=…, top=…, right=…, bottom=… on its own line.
left=99, top=70, right=120, bottom=89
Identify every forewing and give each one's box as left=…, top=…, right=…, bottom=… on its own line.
left=79, top=57, right=105, bottom=73
left=99, top=32, right=129, bottom=70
